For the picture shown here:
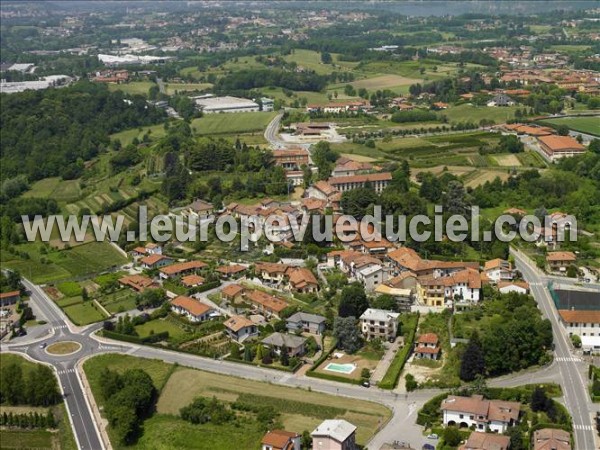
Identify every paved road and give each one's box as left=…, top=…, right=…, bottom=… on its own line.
left=264, top=111, right=288, bottom=149
left=512, top=248, right=598, bottom=450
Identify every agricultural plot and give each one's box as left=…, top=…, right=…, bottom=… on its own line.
left=349, top=74, right=422, bottom=91
left=97, top=289, right=137, bottom=314
left=463, top=169, right=512, bottom=188
left=283, top=49, right=342, bottom=75
left=492, top=154, right=522, bottom=167
left=191, top=111, right=277, bottom=135
left=23, top=177, right=82, bottom=202
left=110, top=123, right=166, bottom=146
left=63, top=300, right=109, bottom=326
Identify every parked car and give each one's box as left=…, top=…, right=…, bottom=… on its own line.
left=361, top=380, right=370, bottom=388
left=39, top=342, right=47, bottom=349
left=427, top=434, right=439, bottom=440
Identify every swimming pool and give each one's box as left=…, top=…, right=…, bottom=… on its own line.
left=324, top=362, right=356, bottom=374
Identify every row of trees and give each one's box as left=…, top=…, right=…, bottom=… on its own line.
left=0, top=363, right=62, bottom=406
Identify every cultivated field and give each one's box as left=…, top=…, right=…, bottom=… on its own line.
left=442, top=104, right=519, bottom=123
left=350, top=74, right=422, bottom=91
left=493, top=154, right=522, bottom=166
left=23, top=177, right=82, bottom=202
left=163, top=82, right=213, bottom=95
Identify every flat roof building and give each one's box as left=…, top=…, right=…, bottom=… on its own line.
left=194, top=96, right=259, bottom=113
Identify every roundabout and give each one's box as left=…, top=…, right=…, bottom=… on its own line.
left=45, top=341, right=82, bottom=356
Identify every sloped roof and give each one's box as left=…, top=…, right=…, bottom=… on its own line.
left=171, top=296, right=212, bottom=317
left=311, top=419, right=357, bottom=442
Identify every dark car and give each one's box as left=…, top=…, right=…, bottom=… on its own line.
left=361, top=380, right=370, bottom=388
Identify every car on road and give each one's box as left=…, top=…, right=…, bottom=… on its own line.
left=427, top=434, right=439, bottom=440
left=361, top=380, right=370, bottom=388
left=40, top=342, right=47, bottom=349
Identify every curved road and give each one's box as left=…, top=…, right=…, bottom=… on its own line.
left=512, top=247, right=597, bottom=450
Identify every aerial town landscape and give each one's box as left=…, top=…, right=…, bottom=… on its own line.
left=0, top=1, right=599, bottom=450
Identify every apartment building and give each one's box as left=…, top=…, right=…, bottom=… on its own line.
left=359, top=308, right=400, bottom=341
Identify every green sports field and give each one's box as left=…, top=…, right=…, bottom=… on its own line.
left=191, top=111, right=277, bottom=135
left=541, top=116, right=599, bottom=136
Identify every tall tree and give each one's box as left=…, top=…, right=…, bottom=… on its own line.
left=333, top=317, right=363, bottom=354
left=460, top=331, right=486, bottom=381
left=338, top=283, right=369, bottom=318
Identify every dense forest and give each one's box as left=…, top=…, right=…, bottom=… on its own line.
left=0, top=82, right=165, bottom=182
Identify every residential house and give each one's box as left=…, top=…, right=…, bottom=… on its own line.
left=487, top=93, right=515, bottom=107
left=216, top=264, right=247, bottom=279
left=261, top=430, right=301, bottom=450
left=387, top=247, right=479, bottom=278
left=328, top=172, right=392, bottom=194
left=441, top=395, right=521, bottom=433
left=118, top=274, right=156, bottom=292
left=261, top=332, right=307, bottom=356
left=131, top=242, right=163, bottom=259
left=546, top=251, right=576, bottom=272
left=287, top=267, right=319, bottom=294
left=414, top=333, right=441, bottom=360
left=483, top=259, right=514, bottom=284
left=374, top=284, right=413, bottom=312
left=497, top=280, right=530, bottom=294
left=532, top=428, right=571, bottom=450
left=459, top=432, right=510, bottom=450
left=286, top=312, right=327, bottom=335
left=221, top=283, right=245, bottom=303
left=306, top=180, right=339, bottom=202
left=331, top=158, right=373, bottom=177
left=159, top=260, right=208, bottom=280
left=273, top=148, right=310, bottom=171
left=181, top=274, right=205, bottom=288
left=140, top=254, right=172, bottom=270
left=537, top=135, right=586, bottom=162
left=417, top=268, right=482, bottom=307
left=256, top=262, right=290, bottom=284
left=246, top=290, right=289, bottom=318
left=359, top=308, right=400, bottom=341
left=186, top=199, right=214, bottom=218
left=0, top=291, right=20, bottom=307
left=170, top=296, right=213, bottom=323
left=224, top=315, right=258, bottom=342
left=355, top=264, right=387, bottom=291
left=311, top=419, right=357, bottom=450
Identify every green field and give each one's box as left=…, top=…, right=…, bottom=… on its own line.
left=540, top=116, right=600, bottom=137
left=163, top=82, right=213, bottom=95
left=97, top=289, right=137, bottom=314
left=134, top=317, right=189, bottom=339
left=108, top=81, right=155, bottom=96
left=83, top=354, right=390, bottom=449
left=23, top=177, right=82, bottom=202
left=191, top=111, right=277, bottom=135
left=1, top=241, right=126, bottom=284
left=442, top=104, right=519, bottom=124
left=110, top=123, right=167, bottom=146
left=63, top=300, right=109, bottom=325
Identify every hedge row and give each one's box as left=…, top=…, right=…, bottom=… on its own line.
left=189, top=280, right=221, bottom=295
left=378, top=313, right=419, bottom=389
left=225, top=356, right=302, bottom=373
left=102, top=330, right=169, bottom=344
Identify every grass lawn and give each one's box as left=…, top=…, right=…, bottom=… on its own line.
left=0, top=353, right=40, bottom=375
left=135, top=414, right=265, bottom=450
left=540, top=116, right=600, bottom=137
left=348, top=74, right=422, bottom=92
left=191, top=111, right=277, bottom=135
left=97, top=289, right=138, bottom=314
left=108, top=81, right=155, bottom=96
left=283, top=49, right=340, bottom=75
left=63, top=301, right=108, bottom=325
left=0, top=430, right=56, bottom=449
left=442, top=104, right=519, bottom=124
left=46, top=341, right=81, bottom=355
left=134, top=317, right=189, bottom=340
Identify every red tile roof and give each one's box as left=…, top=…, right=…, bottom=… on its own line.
left=159, top=260, right=207, bottom=275
left=171, top=296, right=212, bottom=317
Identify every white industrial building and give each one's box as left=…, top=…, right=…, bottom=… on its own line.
left=194, top=95, right=260, bottom=113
